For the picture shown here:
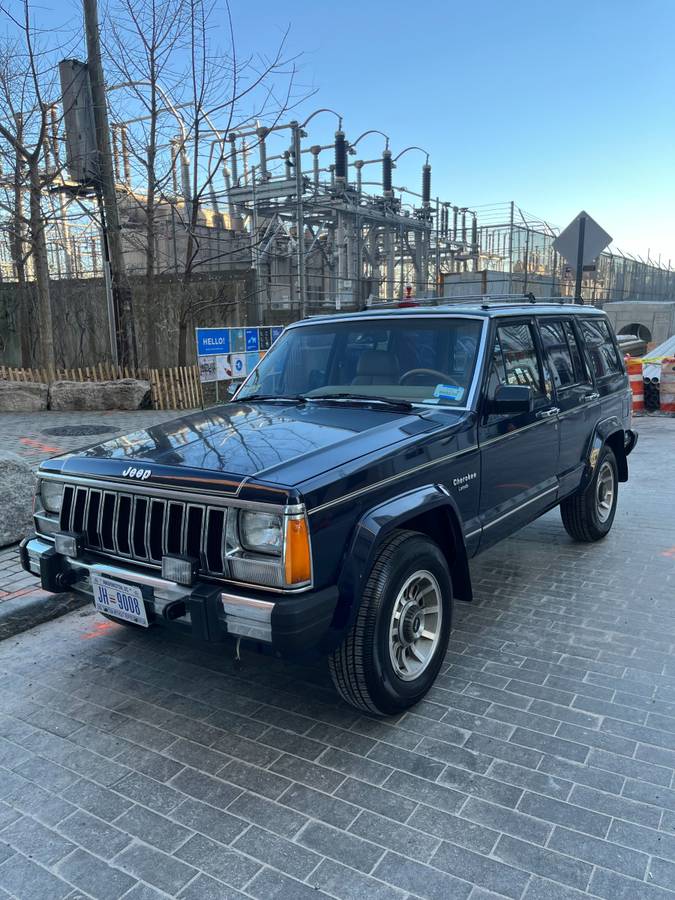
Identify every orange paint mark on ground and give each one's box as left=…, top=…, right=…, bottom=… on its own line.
left=3, top=587, right=43, bottom=600
left=19, top=437, right=63, bottom=453
left=81, top=620, right=118, bottom=640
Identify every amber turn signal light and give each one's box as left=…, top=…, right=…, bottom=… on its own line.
left=284, top=518, right=311, bottom=585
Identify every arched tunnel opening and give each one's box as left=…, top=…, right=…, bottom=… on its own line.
left=619, top=322, right=652, bottom=343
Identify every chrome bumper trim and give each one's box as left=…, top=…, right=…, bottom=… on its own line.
left=24, top=537, right=277, bottom=641
left=220, top=592, right=274, bottom=643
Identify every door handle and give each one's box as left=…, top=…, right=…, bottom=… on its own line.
left=536, top=407, right=560, bottom=419
left=582, top=392, right=600, bottom=402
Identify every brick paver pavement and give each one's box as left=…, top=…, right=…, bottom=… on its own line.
left=0, top=415, right=673, bottom=899
left=1, top=408, right=181, bottom=466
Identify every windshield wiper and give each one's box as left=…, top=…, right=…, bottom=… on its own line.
left=306, top=393, right=414, bottom=411
left=240, top=392, right=414, bottom=412
left=237, top=394, right=309, bottom=403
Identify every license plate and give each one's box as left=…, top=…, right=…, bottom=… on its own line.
left=92, top=574, right=149, bottom=627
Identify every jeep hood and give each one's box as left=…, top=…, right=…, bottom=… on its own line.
left=42, top=401, right=456, bottom=496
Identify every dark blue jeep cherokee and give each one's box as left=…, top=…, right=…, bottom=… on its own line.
left=22, top=302, right=638, bottom=714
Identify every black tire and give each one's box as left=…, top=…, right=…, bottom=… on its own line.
left=560, top=445, right=618, bottom=542
left=328, top=529, right=453, bottom=715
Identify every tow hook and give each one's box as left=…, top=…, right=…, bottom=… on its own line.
left=55, top=570, right=77, bottom=591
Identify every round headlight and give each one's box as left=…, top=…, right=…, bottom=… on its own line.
left=40, top=480, right=64, bottom=514
left=239, top=510, right=282, bottom=555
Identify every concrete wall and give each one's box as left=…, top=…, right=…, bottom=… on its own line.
left=602, top=301, right=675, bottom=346
left=0, top=271, right=254, bottom=368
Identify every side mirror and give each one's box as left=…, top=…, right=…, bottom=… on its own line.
left=487, top=383, right=533, bottom=415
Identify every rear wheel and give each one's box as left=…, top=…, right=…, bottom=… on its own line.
left=560, top=445, right=618, bottom=542
left=328, top=529, right=452, bottom=715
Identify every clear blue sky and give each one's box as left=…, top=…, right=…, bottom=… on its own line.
left=230, top=0, right=675, bottom=263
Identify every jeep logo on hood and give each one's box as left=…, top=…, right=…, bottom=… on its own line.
left=122, top=466, right=152, bottom=480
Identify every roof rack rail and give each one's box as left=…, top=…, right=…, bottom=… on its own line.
left=364, top=293, right=578, bottom=311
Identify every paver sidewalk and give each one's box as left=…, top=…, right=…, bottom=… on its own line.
left=0, top=408, right=186, bottom=637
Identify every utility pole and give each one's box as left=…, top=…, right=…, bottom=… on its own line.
left=83, top=0, right=137, bottom=367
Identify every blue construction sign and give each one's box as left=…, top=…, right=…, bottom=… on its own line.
left=195, top=328, right=230, bottom=356
left=196, top=325, right=285, bottom=383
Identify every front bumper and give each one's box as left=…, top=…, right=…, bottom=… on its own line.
left=20, top=536, right=338, bottom=656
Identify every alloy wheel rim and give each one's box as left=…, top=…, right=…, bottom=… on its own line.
left=388, top=570, right=443, bottom=682
left=596, top=461, right=615, bottom=523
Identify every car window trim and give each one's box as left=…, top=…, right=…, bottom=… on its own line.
left=576, top=316, right=623, bottom=383
left=569, top=316, right=600, bottom=388
left=480, top=316, right=548, bottom=417
left=537, top=316, right=590, bottom=392
left=247, top=315, right=490, bottom=413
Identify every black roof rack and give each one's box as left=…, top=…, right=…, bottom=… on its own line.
left=363, top=293, right=582, bottom=311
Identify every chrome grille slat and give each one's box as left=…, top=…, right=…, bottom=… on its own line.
left=162, top=502, right=172, bottom=557
left=73, top=488, right=88, bottom=533
left=83, top=490, right=93, bottom=541
left=101, top=491, right=117, bottom=552
left=148, top=499, right=166, bottom=562
left=132, top=496, right=149, bottom=560
left=115, top=494, right=133, bottom=556
left=111, top=493, right=120, bottom=556
left=59, top=484, right=230, bottom=576
left=87, top=489, right=102, bottom=547
left=199, top=505, right=209, bottom=571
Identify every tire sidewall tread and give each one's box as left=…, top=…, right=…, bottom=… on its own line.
left=560, top=445, right=618, bottom=542
left=329, top=529, right=452, bottom=715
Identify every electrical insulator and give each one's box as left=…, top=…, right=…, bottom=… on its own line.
left=422, top=163, right=431, bottom=205
left=382, top=149, right=392, bottom=194
left=335, top=130, right=347, bottom=180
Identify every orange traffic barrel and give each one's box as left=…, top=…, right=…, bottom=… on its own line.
left=626, top=357, right=644, bottom=414
left=660, top=358, right=675, bottom=414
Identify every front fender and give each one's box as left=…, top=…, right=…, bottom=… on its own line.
left=580, top=416, right=627, bottom=490
left=334, top=484, right=472, bottom=637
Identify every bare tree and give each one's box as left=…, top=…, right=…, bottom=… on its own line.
left=104, top=0, right=188, bottom=364
left=103, top=0, right=305, bottom=364
left=171, top=0, right=303, bottom=363
left=0, top=1, right=66, bottom=369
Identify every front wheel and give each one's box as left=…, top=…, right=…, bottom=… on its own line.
left=328, top=529, right=452, bottom=715
left=560, top=445, right=618, bottom=542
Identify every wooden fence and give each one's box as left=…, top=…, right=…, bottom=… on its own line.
left=0, top=363, right=203, bottom=411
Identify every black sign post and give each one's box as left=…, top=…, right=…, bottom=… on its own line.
left=574, top=214, right=586, bottom=304
left=554, top=211, right=611, bottom=306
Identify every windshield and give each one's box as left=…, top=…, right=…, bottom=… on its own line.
left=236, top=317, right=483, bottom=408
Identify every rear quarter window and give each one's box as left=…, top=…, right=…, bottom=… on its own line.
left=579, top=318, right=623, bottom=379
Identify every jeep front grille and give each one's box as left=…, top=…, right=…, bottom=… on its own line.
left=59, top=484, right=228, bottom=576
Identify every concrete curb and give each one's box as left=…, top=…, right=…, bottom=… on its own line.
left=0, top=589, right=89, bottom=641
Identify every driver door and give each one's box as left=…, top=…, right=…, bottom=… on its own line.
left=478, top=318, right=560, bottom=549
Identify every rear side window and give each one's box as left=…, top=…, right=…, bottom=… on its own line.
left=539, top=321, right=575, bottom=388
left=579, top=319, right=622, bottom=378
left=562, top=320, right=589, bottom=383
left=493, top=322, right=544, bottom=396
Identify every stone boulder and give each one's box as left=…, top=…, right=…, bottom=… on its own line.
left=0, top=379, right=49, bottom=412
left=0, top=451, right=35, bottom=547
left=49, top=379, right=152, bottom=411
